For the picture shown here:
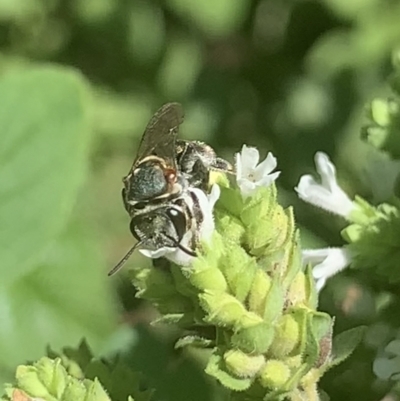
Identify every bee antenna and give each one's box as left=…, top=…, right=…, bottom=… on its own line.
left=108, top=241, right=143, bottom=277
left=166, top=235, right=197, bottom=257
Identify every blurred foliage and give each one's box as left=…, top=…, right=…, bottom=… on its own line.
left=1, top=0, right=400, bottom=400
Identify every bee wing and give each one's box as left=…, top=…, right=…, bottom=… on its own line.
left=133, top=103, right=184, bottom=169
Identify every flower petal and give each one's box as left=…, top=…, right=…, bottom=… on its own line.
left=139, top=247, right=174, bottom=259
left=315, top=152, right=338, bottom=192
left=295, top=175, right=333, bottom=206
left=295, top=174, right=354, bottom=218
left=302, top=248, right=332, bottom=264
left=207, top=184, right=221, bottom=210
left=190, top=186, right=219, bottom=242
left=166, top=250, right=195, bottom=266
left=257, top=171, right=281, bottom=187
left=237, top=178, right=257, bottom=198
left=316, top=277, right=327, bottom=292
left=165, top=230, right=196, bottom=266
left=303, top=247, right=353, bottom=291
left=235, top=151, right=243, bottom=180
left=236, top=145, right=260, bottom=177
left=254, top=152, right=278, bottom=179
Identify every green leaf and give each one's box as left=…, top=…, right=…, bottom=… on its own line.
left=47, top=339, right=94, bottom=379
left=290, top=309, right=320, bottom=370
left=85, top=359, right=154, bottom=401
left=311, top=312, right=332, bottom=343
left=329, top=326, right=366, bottom=368
left=0, top=67, right=91, bottom=284
left=262, top=276, right=284, bottom=324
left=152, top=313, right=195, bottom=327
left=127, top=326, right=214, bottom=401
left=0, top=223, right=117, bottom=380
left=303, top=313, right=320, bottom=369
left=175, top=335, right=213, bottom=349
left=304, top=264, right=318, bottom=309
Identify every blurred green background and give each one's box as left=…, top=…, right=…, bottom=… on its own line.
left=1, top=0, right=400, bottom=400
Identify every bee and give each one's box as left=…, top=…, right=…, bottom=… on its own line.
left=109, top=103, right=233, bottom=276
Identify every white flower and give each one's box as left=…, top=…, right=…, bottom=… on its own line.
left=295, top=152, right=355, bottom=219
left=235, top=145, right=281, bottom=198
left=302, top=247, right=353, bottom=292
left=140, top=184, right=220, bottom=266
left=195, top=183, right=220, bottom=241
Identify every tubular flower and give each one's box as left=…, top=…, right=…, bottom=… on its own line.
left=302, top=247, right=353, bottom=291
left=295, top=152, right=355, bottom=219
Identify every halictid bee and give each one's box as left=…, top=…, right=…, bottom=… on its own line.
left=109, top=103, right=233, bottom=276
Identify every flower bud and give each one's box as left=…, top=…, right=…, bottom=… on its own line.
left=300, top=368, right=321, bottom=389
left=241, top=187, right=276, bottom=226
left=248, top=269, right=271, bottom=315
left=258, top=360, right=291, bottom=389
left=216, top=214, right=245, bottom=244
left=6, top=357, right=112, bottom=401
left=16, top=358, right=68, bottom=399
left=282, top=231, right=302, bottom=287
left=370, top=98, right=392, bottom=127
left=219, top=244, right=257, bottom=302
left=231, top=322, right=274, bottom=354
left=286, top=272, right=307, bottom=307
left=224, top=349, right=265, bottom=378
left=269, top=314, right=300, bottom=358
left=189, top=266, right=228, bottom=292
left=262, top=277, right=284, bottom=323
left=61, top=380, right=87, bottom=400
left=199, top=292, right=253, bottom=328
left=362, top=94, right=400, bottom=159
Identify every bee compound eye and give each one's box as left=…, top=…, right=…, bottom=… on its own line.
left=166, top=208, right=186, bottom=240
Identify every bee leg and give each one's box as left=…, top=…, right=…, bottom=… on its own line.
left=190, top=141, right=235, bottom=175
left=211, top=157, right=235, bottom=174
left=190, top=158, right=210, bottom=189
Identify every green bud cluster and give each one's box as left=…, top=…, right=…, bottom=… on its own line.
left=2, top=357, right=111, bottom=401
left=354, top=48, right=400, bottom=282
left=2, top=341, right=154, bottom=401
left=344, top=198, right=400, bottom=282
left=362, top=48, right=400, bottom=159
left=131, top=181, right=343, bottom=401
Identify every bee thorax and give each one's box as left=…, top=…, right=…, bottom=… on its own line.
left=127, top=163, right=168, bottom=201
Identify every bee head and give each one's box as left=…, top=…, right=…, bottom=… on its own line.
left=129, top=205, right=187, bottom=250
